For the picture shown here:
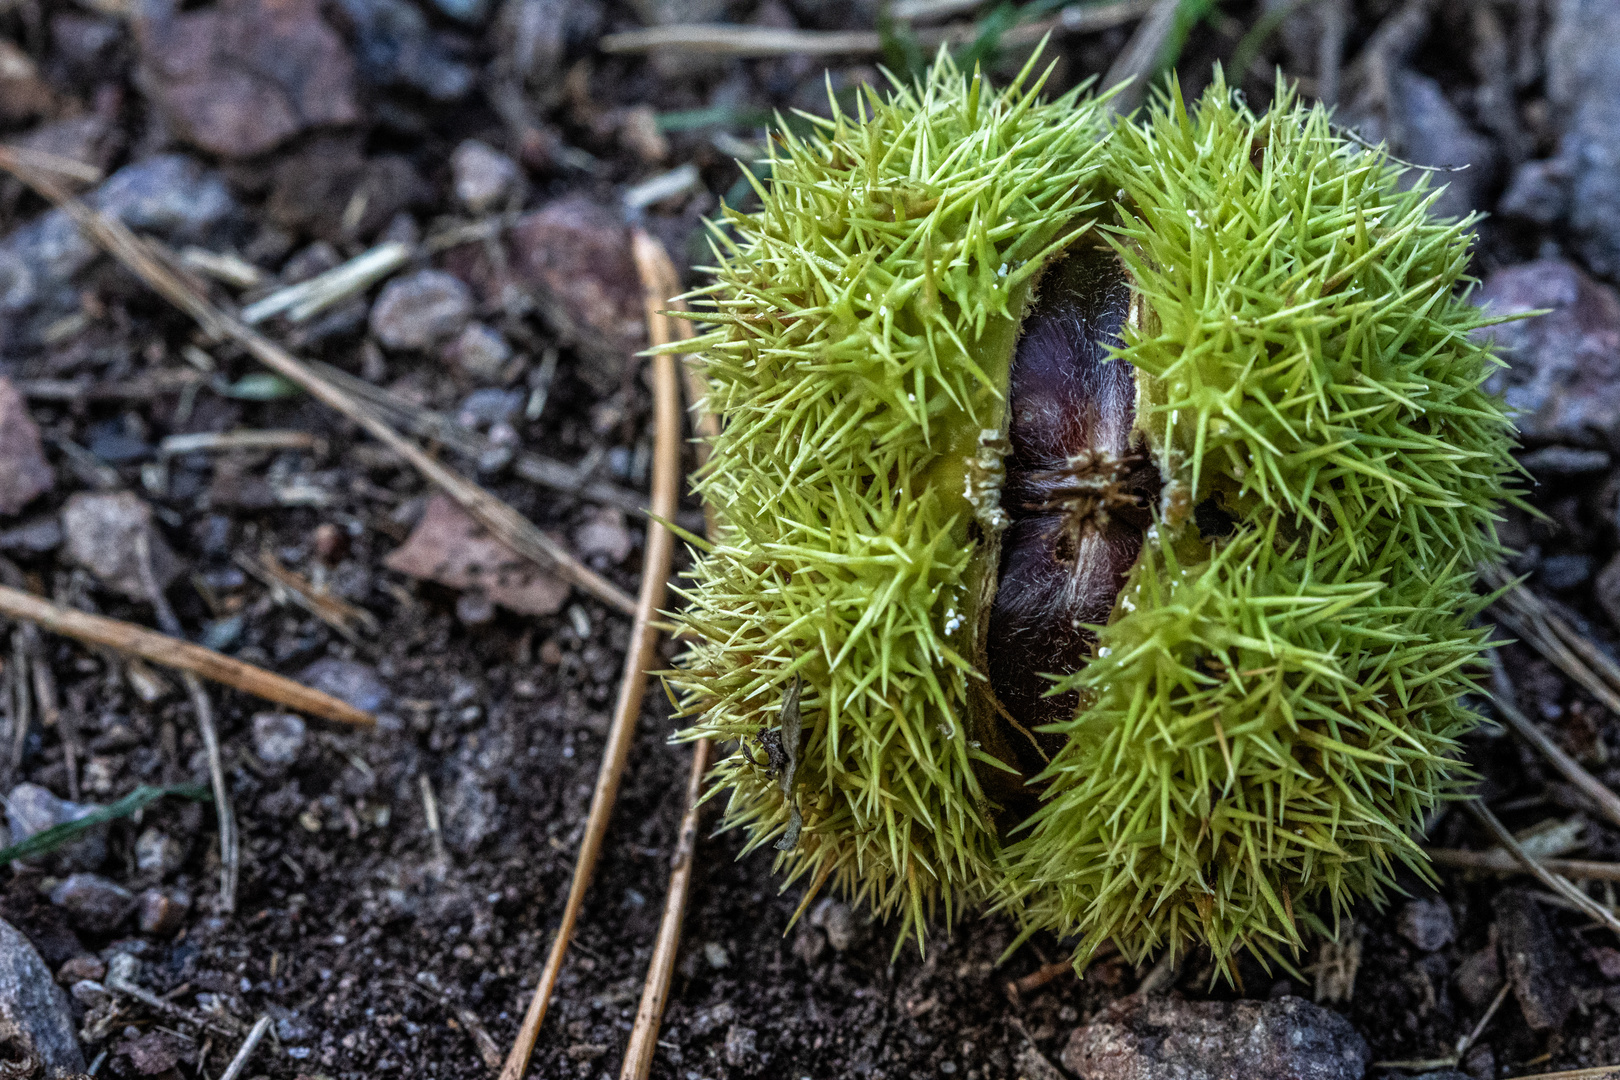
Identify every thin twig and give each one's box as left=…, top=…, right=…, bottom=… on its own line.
left=0, top=584, right=375, bottom=726
left=1465, top=799, right=1620, bottom=939
left=1482, top=563, right=1620, bottom=710
left=1487, top=651, right=1620, bottom=831
left=239, top=241, right=411, bottom=325
left=15, top=370, right=205, bottom=402
left=600, top=1, right=1155, bottom=57
left=891, top=0, right=981, bottom=22
left=137, top=532, right=238, bottom=914
left=0, top=147, right=635, bottom=617
left=105, top=955, right=243, bottom=1037
left=1006, top=961, right=1074, bottom=1004
left=1456, top=980, right=1512, bottom=1061
left=620, top=234, right=707, bottom=1080
left=1429, top=847, right=1620, bottom=883
left=419, top=773, right=449, bottom=876
left=6, top=627, right=28, bottom=778
left=218, top=1015, right=272, bottom=1080
left=236, top=549, right=377, bottom=645
left=160, top=430, right=323, bottom=456
left=25, top=625, right=76, bottom=800
left=179, top=246, right=267, bottom=290
left=621, top=738, right=710, bottom=1080
left=0, top=142, right=102, bottom=183
left=499, top=229, right=684, bottom=1080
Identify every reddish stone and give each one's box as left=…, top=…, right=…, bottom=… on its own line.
left=384, top=493, right=568, bottom=616
left=0, top=378, right=53, bottom=516
left=509, top=196, right=643, bottom=390
left=136, top=0, right=361, bottom=159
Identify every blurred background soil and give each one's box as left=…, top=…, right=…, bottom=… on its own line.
left=5, top=0, right=1620, bottom=1078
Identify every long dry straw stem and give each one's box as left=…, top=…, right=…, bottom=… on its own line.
left=498, top=228, right=684, bottom=1080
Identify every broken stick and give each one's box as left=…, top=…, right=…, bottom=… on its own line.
left=0, top=584, right=374, bottom=727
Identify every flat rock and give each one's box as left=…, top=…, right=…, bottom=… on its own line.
left=6, top=782, right=107, bottom=871
left=14, top=111, right=120, bottom=176
left=509, top=195, right=643, bottom=391
left=1397, top=898, right=1456, bottom=952
left=49, top=873, right=136, bottom=936
left=1495, top=889, right=1574, bottom=1031
left=1474, top=259, right=1620, bottom=446
left=0, top=377, right=53, bottom=516
left=0, top=917, right=86, bottom=1075
left=298, top=657, right=388, bottom=713
left=1342, top=69, right=1496, bottom=222
left=114, top=1028, right=187, bottom=1074
left=452, top=140, right=521, bottom=214
left=369, top=269, right=474, bottom=351
left=1060, top=994, right=1370, bottom=1080
left=1545, top=0, right=1620, bottom=279
left=384, top=492, right=568, bottom=616
left=134, top=0, right=361, bottom=159
left=0, top=154, right=237, bottom=326
left=62, top=491, right=181, bottom=600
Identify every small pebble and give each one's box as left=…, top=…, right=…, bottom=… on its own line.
left=298, top=658, right=388, bottom=712
left=443, top=322, right=513, bottom=382
left=810, top=897, right=856, bottom=952
left=49, top=873, right=136, bottom=935
left=451, top=140, right=521, bottom=213
left=369, top=269, right=473, bottom=350
left=455, top=589, right=496, bottom=626
left=723, top=1025, right=758, bottom=1066
left=6, top=783, right=107, bottom=871
left=252, top=712, right=307, bottom=767
left=136, top=889, right=190, bottom=936
left=133, top=828, right=184, bottom=878
left=456, top=387, right=526, bottom=427
left=574, top=508, right=633, bottom=565
left=312, top=522, right=349, bottom=565
left=55, top=954, right=106, bottom=985
left=61, top=491, right=181, bottom=600
left=1397, top=898, right=1456, bottom=952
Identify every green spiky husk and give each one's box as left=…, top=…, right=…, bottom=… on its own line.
left=668, top=55, right=1114, bottom=946
left=668, top=60, right=1519, bottom=972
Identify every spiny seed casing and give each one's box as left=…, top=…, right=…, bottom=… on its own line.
left=667, top=58, right=1520, bottom=973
